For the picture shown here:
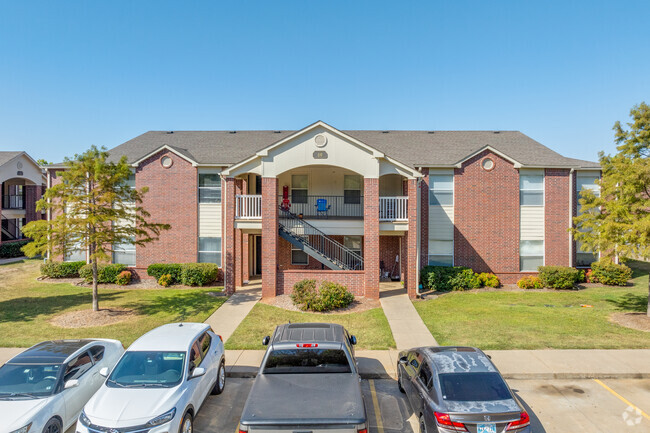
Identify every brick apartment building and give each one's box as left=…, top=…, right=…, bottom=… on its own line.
left=45, top=121, right=600, bottom=298
left=0, top=151, right=45, bottom=245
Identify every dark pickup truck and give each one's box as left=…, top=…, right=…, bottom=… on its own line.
left=238, top=323, right=368, bottom=433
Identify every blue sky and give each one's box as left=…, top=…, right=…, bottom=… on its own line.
left=0, top=1, right=648, bottom=163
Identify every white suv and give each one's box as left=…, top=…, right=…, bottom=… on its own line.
left=76, top=323, right=225, bottom=433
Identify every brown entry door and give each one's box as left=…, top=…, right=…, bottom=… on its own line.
left=255, top=235, right=262, bottom=275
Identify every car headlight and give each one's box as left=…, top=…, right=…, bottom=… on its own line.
left=146, top=408, right=176, bottom=427
left=9, top=424, right=32, bottom=433
left=79, top=410, right=92, bottom=427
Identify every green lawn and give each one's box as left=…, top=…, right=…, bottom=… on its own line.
left=225, top=303, right=396, bottom=350
left=413, top=261, right=650, bottom=350
left=0, top=259, right=226, bottom=347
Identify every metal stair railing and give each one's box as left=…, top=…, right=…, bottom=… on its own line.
left=279, top=209, right=364, bottom=270
left=1, top=215, right=21, bottom=240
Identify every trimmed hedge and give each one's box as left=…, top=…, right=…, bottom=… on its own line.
left=448, top=269, right=481, bottom=291
left=590, top=260, right=632, bottom=286
left=290, top=279, right=354, bottom=312
left=478, top=272, right=500, bottom=288
left=79, top=264, right=127, bottom=283
left=420, top=266, right=482, bottom=291
left=0, top=240, right=30, bottom=258
left=537, top=266, right=579, bottom=289
left=517, top=275, right=543, bottom=289
left=115, top=271, right=132, bottom=286
left=40, top=261, right=86, bottom=278
left=147, top=263, right=219, bottom=286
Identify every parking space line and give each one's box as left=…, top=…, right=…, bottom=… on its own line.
left=369, top=379, right=385, bottom=433
left=594, top=379, right=650, bottom=421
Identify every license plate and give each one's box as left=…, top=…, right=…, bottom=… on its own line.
left=477, top=424, right=497, bottom=433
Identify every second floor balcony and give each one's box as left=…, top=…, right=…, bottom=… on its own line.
left=235, top=194, right=408, bottom=221
left=2, top=195, right=25, bottom=210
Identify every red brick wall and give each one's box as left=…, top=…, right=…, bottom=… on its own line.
left=405, top=178, right=418, bottom=297
left=419, top=168, right=429, bottom=267
left=224, top=178, right=236, bottom=293
left=545, top=169, right=571, bottom=266
left=24, top=184, right=42, bottom=224
left=363, top=178, right=380, bottom=299
left=277, top=269, right=365, bottom=296
left=278, top=235, right=353, bottom=271
left=454, top=150, right=520, bottom=281
left=262, top=177, right=278, bottom=297
left=135, top=150, right=198, bottom=268
left=379, top=236, right=400, bottom=278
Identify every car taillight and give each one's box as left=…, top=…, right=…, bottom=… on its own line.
left=506, top=411, right=530, bottom=430
left=357, top=429, right=367, bottom=433
left=296, top=343, right=318, bottom=348
left=434, top=412, right=468, bottom=432
left=217, top=334, right=223, bottom=342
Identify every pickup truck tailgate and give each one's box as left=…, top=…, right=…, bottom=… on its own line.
left=240, top=373, right=366, bottom=428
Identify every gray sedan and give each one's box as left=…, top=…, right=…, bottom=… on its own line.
left=397, top=346, right=531, bottom=433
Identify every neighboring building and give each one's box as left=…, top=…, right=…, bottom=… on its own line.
left=44, top=121, right=600, bottom=298
left=0, top=152, right=45, bottom=245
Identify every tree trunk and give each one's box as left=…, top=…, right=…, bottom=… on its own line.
left=647, top=271, right=650, bottom=317
left=92, top=259, right=99, bottom=312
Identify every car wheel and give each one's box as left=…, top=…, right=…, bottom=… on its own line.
left=419, top=414, right=427, bottom=433
left=179, top=412, right=193, bottom=433
left=211, top=361, right=226, bottom=395
left=42, top=418, right=62, bottom=433
left=397, top=367, right=405, bottom=393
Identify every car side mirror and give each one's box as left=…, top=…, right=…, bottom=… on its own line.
left=350, top=335, right=357, bottom=345
left=398, top=357, right=408, bottom=365
left=99, top=367, right=109, bottom=377
left=190, top=367, right=206, bottom=379
left=262, top=336, right=270, bottom=346
left=64, top=379, right=79, bottom=389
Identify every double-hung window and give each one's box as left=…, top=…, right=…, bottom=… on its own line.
left=429, top=175, right=453, bottom=206
left=343, top=175, right=362, bottom=204
left=113, top=236, right=136, bottom=266
left=344, top=236, right=362, bottom=256
left=291, top=242, right=309, bottom=265
left=198, top=237, right=222, bottom=266
left=520, top=174, right=544, bottom=206
left=199, top=173, right=222, bottom=203
left=575, top=173, right=601, bottom=266
left=291, top=175, right=308, bottom=204
left=428, top=173, right=454, bottom=266
left=520, top=240, right=543, bottom=271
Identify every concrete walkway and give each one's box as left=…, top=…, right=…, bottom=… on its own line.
left=204, top=281, right=262, bottom=342
left=379, top=282, right=438, bottom=350
left=0, top=256, right=28, bottom=265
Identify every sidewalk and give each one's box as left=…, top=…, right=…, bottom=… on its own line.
left=204, top=281, right=262, bottom=342
left=378, top=282, right=438, bottom=350
left=223, top=349, right=650, bottom=380
left=0, top=256, right=28, bottom=265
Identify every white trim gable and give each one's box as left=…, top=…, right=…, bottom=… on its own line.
left=131, top=145, right=198, bottom=167
left=454, top=145, right=523, bottom=168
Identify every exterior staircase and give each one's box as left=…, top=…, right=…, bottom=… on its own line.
left=1, top=215, right=22, bottom=241
left=278, top=209, right=363, bottom=270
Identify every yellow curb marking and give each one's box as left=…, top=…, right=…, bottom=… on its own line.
left=593, top=379, right=650, bottom=421
left=369, top=379, right=385, bottom=433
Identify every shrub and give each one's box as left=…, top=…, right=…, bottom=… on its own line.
left=180, top=263, right=219, bottom=286
left=158, top=274, right=173, bottom=287
left=537, top=266, right=579, bottom=289
left=585, top=269, right=594, bottom=283
left=290, top=279, right=318, bottom=311
left=0, top=240, right=30, bottom=258
left=590, top=260, right=632, bottom=286
left=517, top=275, right=543, bottom=289
left=477, top=272, right=500, bottom=288
left=420, top=266, right=474, bottom=292
left=291, top=280, right=354, bottom=312
left=79, top=263, right=127, bottom=283
left=312, top=281, right=355, bottom=312
left=577, top=269, right=587, bottom=283
left=448, top=269, right=482, bottom=291
left=147, top=263, right=183, bottom=284
left=115, top=271, right=132, bottom=286
left=40, top=261, right=86, bottom=278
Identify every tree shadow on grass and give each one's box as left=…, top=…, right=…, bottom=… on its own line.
left=0, top=292, right=121, bottom=323
left=606, top=293, right=648, bottom=312
left=126, top=292, right=222, bottom=322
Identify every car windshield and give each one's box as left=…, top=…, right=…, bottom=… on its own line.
left=263, top=349, right=351, bottom=374
left=107, top=351, right=185, bottom=388
left=439, top=372, right=512, bottom=401
left=0, top=364, right=61, bottom=398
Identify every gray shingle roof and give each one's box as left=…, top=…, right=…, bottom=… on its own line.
left=0, top=151, right=23, bottom=167
left=105, top=129, right=600, bottom=169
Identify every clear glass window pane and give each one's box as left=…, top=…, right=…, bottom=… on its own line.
left=520, top=240, right=544, bottom=256
left=199, top=237, right=221, bottom=252
left=428, top=255, right=453, bottom=267
left=429, top=240, right=453, bottom=255
left=292, top=175, right=308, bottom=189
left=113, top=251, right=135, bottom=267
left=520, top=175, right=544, bottom=190
left=292, top=189, right=308, bottom=204
left=430, top=191, right=453, bottom=206
left=344, top=236, right=362, bottom=250
left=520, top=191, right=544, bottom=206
left=344, top=190, right=361, bottom=204
left=430, top=175, right=453, bottom=191
left=199, top=173, right=221, bottom=187
left=199, top=187, right=221, bottom=203
left=125, top=173, right=135, bottom=188
left=520, top=256, right=543, bottom=271
left=291, top=249, right=309, bottom=265
left=198, top=252, right=221, bottom=265
left=344, top=175, right=362, bottom=190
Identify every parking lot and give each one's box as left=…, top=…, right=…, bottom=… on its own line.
left=188, top=377, right=650, bottom=433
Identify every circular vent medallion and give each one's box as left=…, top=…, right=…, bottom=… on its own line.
left=314, top=134, right=327, bottom=148
left=161, top=156, right=173, bottom=168
left=481, top=158, right=495, bottom=171
left=17, top=162, right=23, bottom=169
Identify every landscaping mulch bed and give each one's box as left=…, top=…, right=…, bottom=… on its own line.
left=50, top=308, right=136, bottom=328
left=610, top=312, right=650, bottom=332
left=261, top=294, right=380, bottom=314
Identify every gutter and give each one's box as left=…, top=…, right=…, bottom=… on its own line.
left=416, top=177, right=422, bottom=297
left=569, top=168, right=574, bottom=267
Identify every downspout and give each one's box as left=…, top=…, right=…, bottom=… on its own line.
left=416, top=176, right=422, bottom=296
left=569, top=168, right=574, bottom=267
left=46, top=169, right=51, bottom=262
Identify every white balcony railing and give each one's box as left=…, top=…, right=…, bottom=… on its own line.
left=236, top=195, right=262, bottom=219
left=379, top=196, right=408, bottom=221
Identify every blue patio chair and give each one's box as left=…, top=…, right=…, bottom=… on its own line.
left=315, top=198, right=331, bottom=218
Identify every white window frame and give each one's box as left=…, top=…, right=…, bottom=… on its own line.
left=343, top=175, right=362, bottom=205
left=519, top=171, right=545, bottom=207
left=198, top=237, right=222, bottom=266
left=291, top=174, right=309, bottom=204
left=112, top=236, right=136, bottom=267
left=343, top=235, right=362, bottom=257
left=428, top=240, right=454, bottom=267
left=198, top=173, right=222, bottom=204
left=519, top=240, right=544, bottom=272
left=429, top=174, right=454, bottom=206
left=575, top=172, right=602, bottom=266
left=291, top=244, right=309, bottom=265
